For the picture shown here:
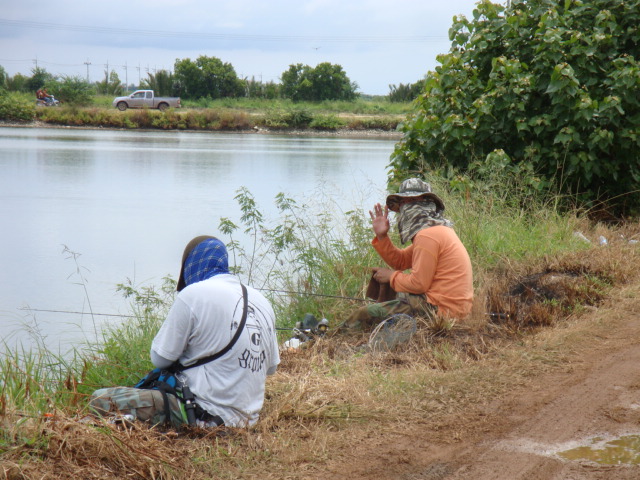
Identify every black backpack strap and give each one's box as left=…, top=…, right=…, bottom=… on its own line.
left=136, top=372, right=183, bottom=427
left=178, top=283, right=249, bottom=371
left=158, top=389, right=173, bottom=426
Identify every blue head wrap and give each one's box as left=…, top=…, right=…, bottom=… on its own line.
left=181, top=237, right=229, bottom=288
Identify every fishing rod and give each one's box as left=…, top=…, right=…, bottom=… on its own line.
left=259, top=288, right=369, bottom=302
left=18, top=289, right=368, bottom=319
left=20, top=306, right=512, bottom=326
left=19, top=307, right=136, bottom=318
left=18, top=307, right=326, bottom=342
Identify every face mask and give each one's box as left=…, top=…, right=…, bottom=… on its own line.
left=397, top=200, right=452, bottom=244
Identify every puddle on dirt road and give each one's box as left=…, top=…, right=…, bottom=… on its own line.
left=558, top=435, right=640, bottom=465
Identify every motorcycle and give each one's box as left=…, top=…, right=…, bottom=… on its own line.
left=36, top=96, right=60, bottom=107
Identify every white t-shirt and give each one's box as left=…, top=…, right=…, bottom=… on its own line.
left=151, top=274, right=280, bottom=427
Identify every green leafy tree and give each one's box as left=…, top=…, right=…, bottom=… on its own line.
left=6, top=73, right=29, bottom=92
left=263, top=81, right=280, bottom=99
left=173, top=58, right=201, bottom=98
left=141, top=69, right=175, bottom=97
left=26, top=66, right=55, bottom=93
left=53, top=75, right=93, bottom=105
left=0, top=65, right=7, bottom=91
left=242, top=76, right=280, bottom=99
left=280, top=63, right=308, bottom=101
left=174, top=56, right=243, bottom=99
left=280, top=62, right=358, bottom=102
left=95, top=70, right=123, bottom=95
left=391, top=0, right=640, bottom=215
left=307, top=62, right=358, bottom=101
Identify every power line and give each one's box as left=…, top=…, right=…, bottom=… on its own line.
left=0, top=18, right=448, bottom=44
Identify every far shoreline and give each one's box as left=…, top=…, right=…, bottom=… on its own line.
left=0, top=119, right=404, bottom=140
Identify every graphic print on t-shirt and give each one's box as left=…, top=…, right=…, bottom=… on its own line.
left=238, top=304, right=270, bottom=373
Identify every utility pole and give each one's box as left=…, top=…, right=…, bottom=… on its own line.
left=84, top=59, right=91, bottom=83
left=136, top=63, right=141, bottom=88
left=124, top=62, right=128, bottom=92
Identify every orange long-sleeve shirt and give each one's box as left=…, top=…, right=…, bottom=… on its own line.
left=372, top=226, right=474, bottom=319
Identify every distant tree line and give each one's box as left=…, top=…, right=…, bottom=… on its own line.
left=0, top=56, right=425, bottom=104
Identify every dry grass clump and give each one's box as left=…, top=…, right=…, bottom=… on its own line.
left=485, top=237, right=640, bottom=333
left=262, top=345, right=387, bottom=425
left=1, top=414, right=199, bottom=479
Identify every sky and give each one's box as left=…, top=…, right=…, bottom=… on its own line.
left=0, top=0, right=495, bottom=96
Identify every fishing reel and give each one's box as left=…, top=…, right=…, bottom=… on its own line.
left=283, top=313, right=329, bottom=350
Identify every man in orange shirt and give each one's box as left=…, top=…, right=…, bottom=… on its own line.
left=340, top=178, right=473, bottom=331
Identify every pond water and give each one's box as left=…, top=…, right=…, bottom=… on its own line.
left=0, top=127, right=397, bottom=353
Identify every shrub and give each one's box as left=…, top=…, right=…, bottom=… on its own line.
left=216, top=110, right=251, bottom=130
left=287, top=109, right=313, bottom=128
left=309, top=114, right=346, bottom=130
left=0, top=92, right=35, bottom=121
left=258, top=109, right=313, bottom=129
left=51, top=76, right=94, bottom=106
left=129, top=108, right=153, bottom=128
left=260, top=110, right=290, bottom=129
left=346, top=117, right=400, bottom=131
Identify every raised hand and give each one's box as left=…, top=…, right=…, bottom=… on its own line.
left=369, top=202, right=390, bottom=240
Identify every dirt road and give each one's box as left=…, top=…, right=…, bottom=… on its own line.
left=326, top=284, right=640, bottom=480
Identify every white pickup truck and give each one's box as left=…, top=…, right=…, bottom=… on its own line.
left=112, top=90, right=181, bottom=112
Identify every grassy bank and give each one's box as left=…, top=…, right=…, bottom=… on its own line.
left=2, top=92, right=409, bottom=133
left=1, top=168, right=639, bottom=479
left=90, top=95, right=413, bottom=115
left=32, top=105, right=403, bottom=132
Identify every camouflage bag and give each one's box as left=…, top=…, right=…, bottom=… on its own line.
left=89, top=386, right=186, bottom=429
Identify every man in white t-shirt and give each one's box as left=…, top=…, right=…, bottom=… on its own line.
left=151, top=235, right=280, bottom=427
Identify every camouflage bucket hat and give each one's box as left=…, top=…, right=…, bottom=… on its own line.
left=386, top=178, right=445, bottom=213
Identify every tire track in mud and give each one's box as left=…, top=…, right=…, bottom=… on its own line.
left=444, top=292, right=640, bottom=480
